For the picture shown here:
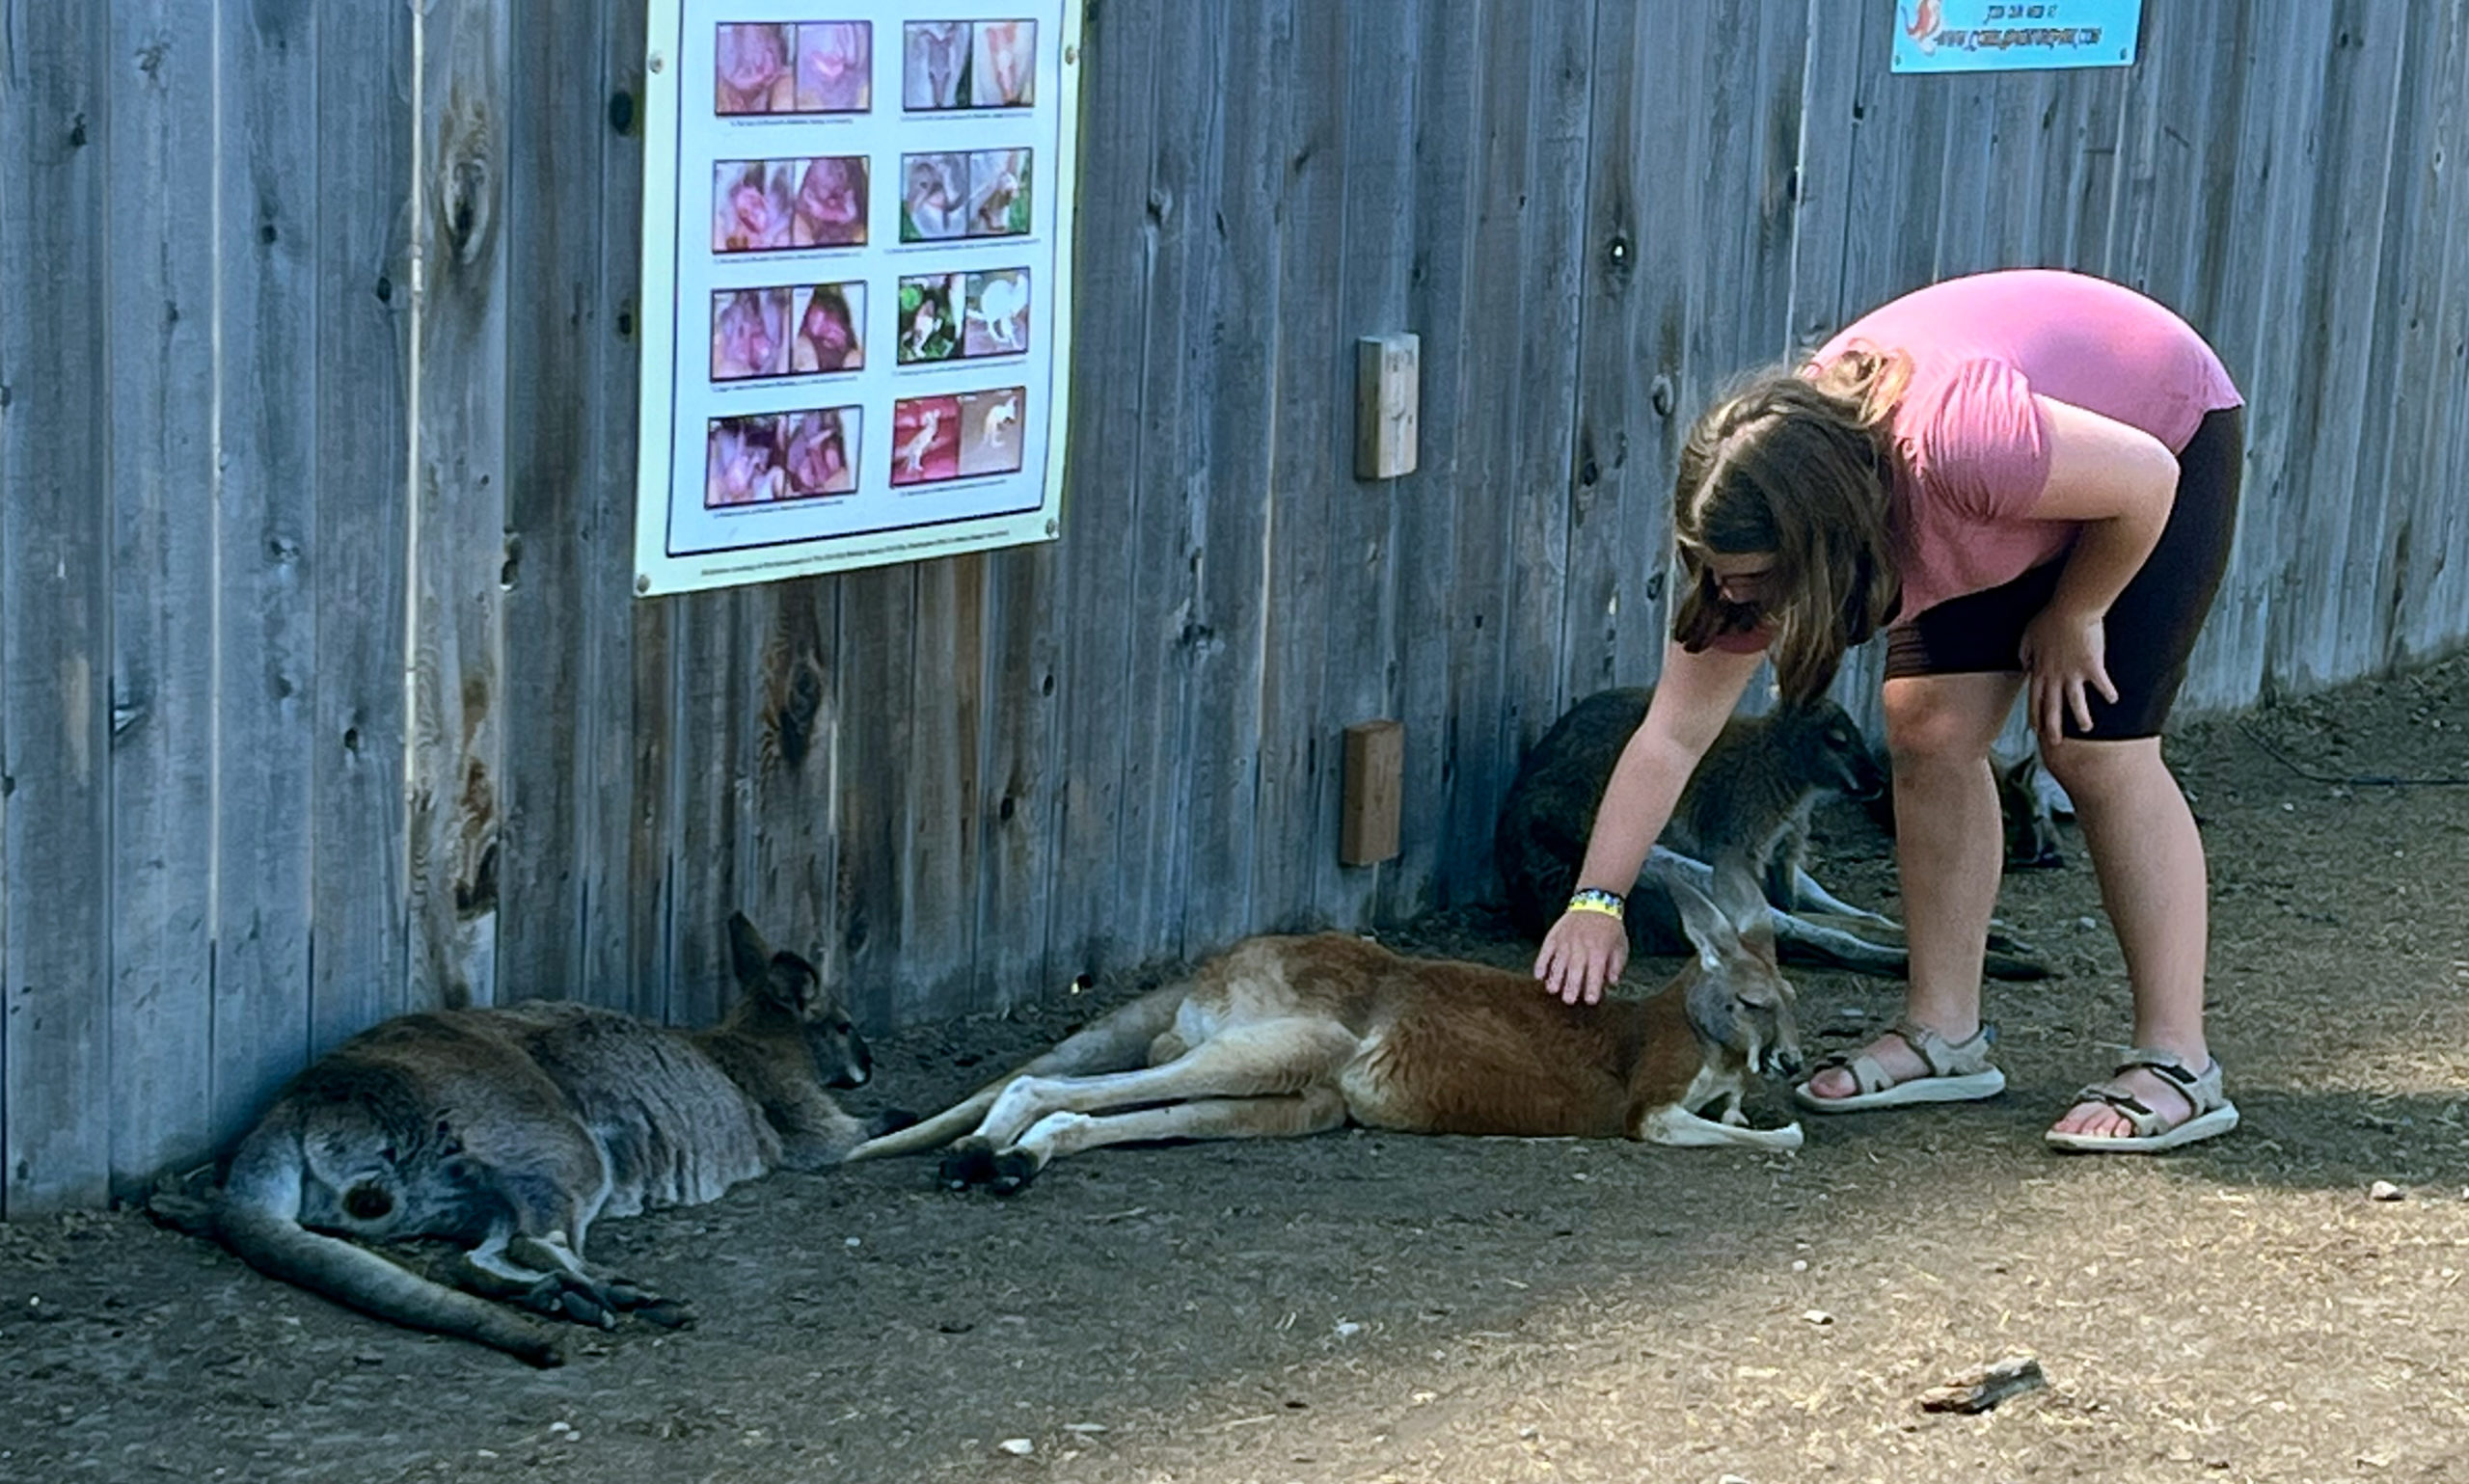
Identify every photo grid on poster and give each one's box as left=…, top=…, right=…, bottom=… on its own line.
left=650, top=6, right=1068, bottom=580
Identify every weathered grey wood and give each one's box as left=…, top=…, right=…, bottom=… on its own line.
left=2274, top=2, right=2406, bottom=692
left=2395, top=2, right=2469, bottom=661
left=588, top=4, right=666, bottom=1022
left=1179, top=0, right=1284, bottom=954
left=900, top=552, right=983, bottom=1010
left=667, top=589, right=750, bottom=1030
left=832, top=568, right=912, bottom=1033
left=311, top=4, right=414, bottom=1055
left=208, top=0, right=322, bottom=1155
left=1484, top=0, right=1596, bottom=911
left=1, top=3, right=112, bottom=1216
left=2357, top=0, right=2450, bottom=676
left=1252, top=0, right=1347, bottom=928
left=1427, top=0, right=1536, bottom=908
left=2188, top=2, right=2327, bottom=711
left=11, top=3, right=2469, bottom=1214
left=1319, top=0, right=1420, bottom=930
left=1042, top=0, right=1175, bottom=977
left=408, top=0, right=511, bottom=1012
left=974, top=546, right=1062, bottom=1011
left=1378, top=0, right=1482, bottom=919
left=744, top=578, right=844, bottom=1001
left=100, top=1, right=220, bottom=1196
left=497, top=0, right=610, bottom=1007
left=1785, top=0, right=1870, bottom=350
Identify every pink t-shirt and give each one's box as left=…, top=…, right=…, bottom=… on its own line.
left=1811, top=268, right=2243, bottom=621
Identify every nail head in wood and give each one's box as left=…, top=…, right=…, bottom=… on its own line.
left=1340, top=719, right=1405, bottom=866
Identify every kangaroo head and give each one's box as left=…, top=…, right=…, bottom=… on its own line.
left=726, top=911, right=872, bottom=1089
left=1660, top=863, right=1803, bottom=1080
left=292, top=1106, right=478, bottom=1242
left=1995, top=749, right=2065, bottom=869
left=1774, top=698, right=1886, bottom=803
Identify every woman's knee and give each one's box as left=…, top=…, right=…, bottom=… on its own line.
left=1882, top=683, right=2007, bottom=770
left=2039, top=733, right=2164, bottom=800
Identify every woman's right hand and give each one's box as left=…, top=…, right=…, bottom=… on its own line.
left=1534, top=907, right=1629, bottom=1006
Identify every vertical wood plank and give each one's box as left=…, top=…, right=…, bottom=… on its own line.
left=899, top=553, right=984, bottom=1009
left=1379, top=0, right=1482, bottom=920
left=2350, top=0, right=2456, bottom=672
left=2271, top=1, right=2404, bottom=690
left=1785, top=0, right=1870, bottom=351
left=834, top=569, right=911, bottom=1031
left=311, top=3, right=414, bottom=1051
left=105, top=0, right=220, bottom=1191
left=666, top=588, right=750, bottom=1028
left=1042, top=0, right=1178, bottom=978
left=591, top=5, right=666, bottom=1021
left=973, top=545, right=1061, bottom=1009
left=1429, top=0, right=1535, bottom=906
left=2185, top=3, right=2329, bottom=708
left=1480, top=0, right=1597, bottom=907
left=408, top=0, right=511, bottom=1012
left=1177, top=0, right=1288, bottom=956
left=0, top=3, right=112, bottom=1215
left=1316, top=0, right=1419, bottom=931
left=210, top=0, right=321, bottom=1151
left=745, top=578, right=844, bottom=1000
left=498, top=0, right=609, bottom=1006
left=2399, top=3, right=2469, bottom=658
left=1250, top=0, right=1347, bottom=929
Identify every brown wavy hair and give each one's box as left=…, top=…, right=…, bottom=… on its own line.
left=1670, top=345, right=1909, bottom=702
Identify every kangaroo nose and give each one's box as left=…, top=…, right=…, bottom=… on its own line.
left=1770, top=1044, right=1805, bottom=1079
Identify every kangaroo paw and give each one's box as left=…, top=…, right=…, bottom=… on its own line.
left=987, top=1149, right=1043, bottom=1198
left=630, top=1300, right=695, bottom=1331
left=868, top=1107, right=921, bottom=1139
left=939, top=1141, right=999, bottom=1191
left=1984, top=948, right=2051, bottom=981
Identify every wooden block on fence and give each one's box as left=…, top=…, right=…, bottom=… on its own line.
left=1354, top=334, right=1420, bottom=479
left=1341, top=719, right=1405, bottom=866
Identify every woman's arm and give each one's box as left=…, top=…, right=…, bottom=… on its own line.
left=2020, top=395, right=2181, bottom=741
left=1533, top=638, right=1763, bottom=1005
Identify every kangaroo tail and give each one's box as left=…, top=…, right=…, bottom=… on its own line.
left=842, top=985, right=1187, bottom=1161
left=212, top=1201, right=566, bottom=1367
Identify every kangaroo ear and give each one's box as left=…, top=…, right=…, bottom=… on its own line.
left=1710, top=867, right=1776, bottom=957
left=770, top=951, right=825, bottom=1013
left=1656, top=859, right=1742, bottom=974
left=727, top=912, right=772, bottom=987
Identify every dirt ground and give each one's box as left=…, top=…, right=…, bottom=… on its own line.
left=6, top=652, right=2467, bottom=1484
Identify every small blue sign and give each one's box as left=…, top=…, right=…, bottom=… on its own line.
left=1890, top=1, right=2141, bottom=73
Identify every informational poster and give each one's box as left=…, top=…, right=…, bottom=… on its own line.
left=635, top=2, right=1082, bottom=597
left=1891, top=1, right=2141, bottom=72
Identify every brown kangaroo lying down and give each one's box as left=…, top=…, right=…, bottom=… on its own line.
left=847, top=865, right=1804, bottom=1197
left=149, top=913, right=902, bottom=1366
left=1495, top=688, right=2048, bottom=980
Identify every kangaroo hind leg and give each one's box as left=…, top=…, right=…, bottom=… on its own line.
left=982, top=1087, right=1351, bottom=1196
left=943, top=1018, right=1360, bottom=1194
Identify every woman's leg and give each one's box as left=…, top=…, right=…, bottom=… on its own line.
left=1801, top=669, right=2021, bottom=1100
left=2040, top=735, right=2211, bottom=1136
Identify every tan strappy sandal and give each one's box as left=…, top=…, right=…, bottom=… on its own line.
left=1792, top=1019, right=2007, bottom=1113
left=2045, top=1047, right=2238, bottom=1153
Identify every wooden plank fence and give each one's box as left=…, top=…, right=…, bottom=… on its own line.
left=4, top=0, right=2467, bottom=1214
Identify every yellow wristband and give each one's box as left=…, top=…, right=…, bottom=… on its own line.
left=1565, top=887, right=1626, bottom=922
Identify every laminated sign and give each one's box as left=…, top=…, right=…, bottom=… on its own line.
left=1890, top=1, right=2142, bottom=73
left=635, top=3, right=1084, bottom=596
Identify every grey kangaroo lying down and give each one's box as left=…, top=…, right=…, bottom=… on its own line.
left=1495, top=688, right=2048, bottom=981
left=847, top=864, right=1805, bottom=1197
left=149, top=913, right=904, bottom=1366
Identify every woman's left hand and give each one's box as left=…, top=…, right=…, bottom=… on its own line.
left=2018, top=605, right=2117, bottom=744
